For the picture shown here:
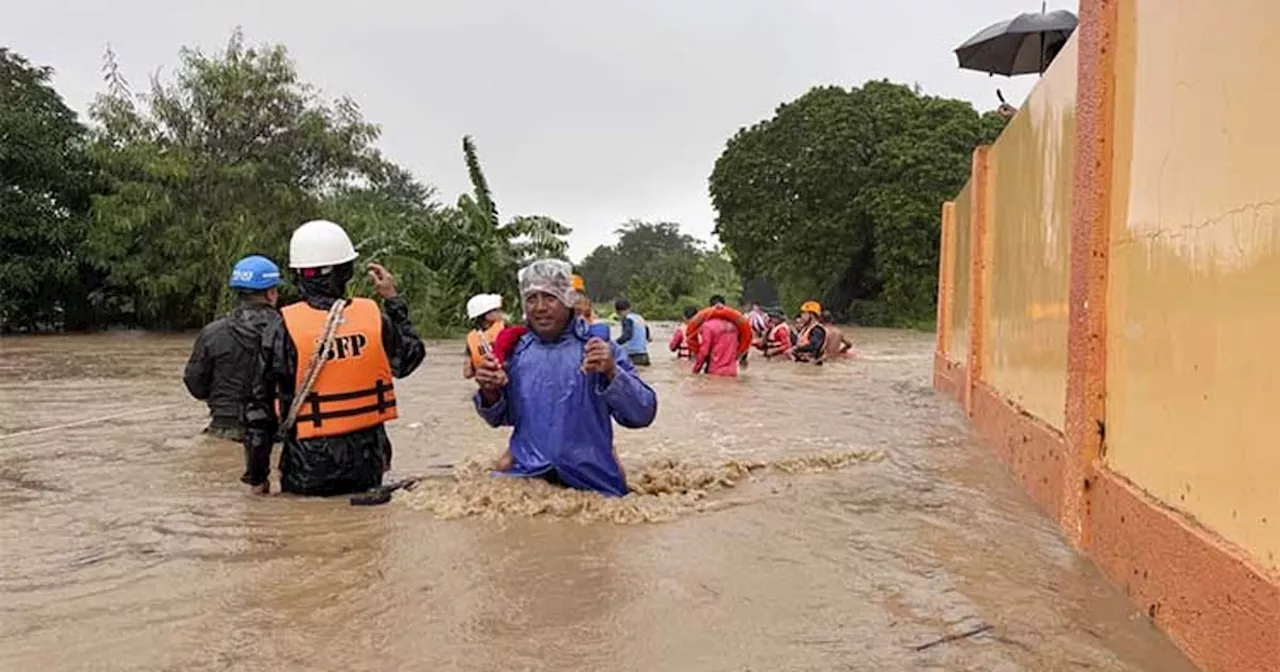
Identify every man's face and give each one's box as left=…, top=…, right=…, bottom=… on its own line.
left=265, top=288, right=280, bottom=307
left=751, top=303, right=760, bottom=312
left=525, top=291, right=571, bottom=338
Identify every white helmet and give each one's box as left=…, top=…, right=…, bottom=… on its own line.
left=289, top=220, right=358, bottom=269
left=466, top=293, right=503, bottom=319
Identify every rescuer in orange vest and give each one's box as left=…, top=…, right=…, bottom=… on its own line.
left=792, top=300, right=828, bottom=363
left=463, top=293, right=506, bottom=379
left=240, top=220, right=426, bottom=496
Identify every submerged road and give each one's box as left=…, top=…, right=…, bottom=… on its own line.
left=0, top=327, right=1196, bottom=670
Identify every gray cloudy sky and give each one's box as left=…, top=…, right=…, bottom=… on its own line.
left=8, top=0, right=1067, bottom=260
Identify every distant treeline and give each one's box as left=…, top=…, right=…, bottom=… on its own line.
left=1, top=28, right=1002, bottom=335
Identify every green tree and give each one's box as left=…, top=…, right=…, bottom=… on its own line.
left=709, top=80, right=1007, bottom=326
left=344, top=135, right=571, bottom=334
left=1, top=32, right=575, bottom=335
left=577, top=220, right=741, bottom=319
left=85, top=29, right=404, bottom=328
left=0, top=49, right=99, bottom=332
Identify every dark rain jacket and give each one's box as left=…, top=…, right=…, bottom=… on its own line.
left=183, top=302, right=280, bottom=434
left=241, top=291, right=425, bottom=496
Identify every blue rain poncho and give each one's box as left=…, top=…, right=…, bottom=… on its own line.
left=474, top=260, right=658, bottom=496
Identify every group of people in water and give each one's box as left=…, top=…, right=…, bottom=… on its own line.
left=183, top=218, right=851, bottom=500
left=665, top=298, right=854, bottom=377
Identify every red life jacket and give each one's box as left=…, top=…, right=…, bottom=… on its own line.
left=767, top=323, right=793, bottom=356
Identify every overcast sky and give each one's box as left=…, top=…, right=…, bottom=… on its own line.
left=7, top=0, right=1069, bottom=260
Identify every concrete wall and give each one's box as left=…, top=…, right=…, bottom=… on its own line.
left=933, top=2, right=1280, bottom=670
left=947, top=179, right=974, bottom=363
left=1106, top=0, right=1280, bottom=580
left=980, top=37, right=1077, bottom=431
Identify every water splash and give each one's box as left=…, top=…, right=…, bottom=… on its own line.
left=397, top=449, right=885, bottom=524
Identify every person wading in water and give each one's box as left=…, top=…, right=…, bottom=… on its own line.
left=240, top=220, right=425, bottom=496
left=820, top=310, right=855, bottom=359
left=613, top=298, right=652, bottom=367
left=572, top=273, right=611, bottom=341
left=759, top=309, right=794, bottom=359
left=791, top=301, right=829, bottom=364
left=463, top=293, right=505, bottom=380
left=474, top=259, right=657, bottom=497
left=183, top=255, right=283, bottom=442
left=668, top=305, right=698, bottom=359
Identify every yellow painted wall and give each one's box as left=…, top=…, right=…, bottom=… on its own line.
left=948, top=180, right=973, bottom=362
left=937, top=201, right=956, bottom=356
left=979, top=38, right=1077, bottom=431
left=1106, top=0, right=1280, bottom=571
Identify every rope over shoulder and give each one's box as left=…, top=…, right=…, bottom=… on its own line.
left=279, top=298, right=347, bottom=437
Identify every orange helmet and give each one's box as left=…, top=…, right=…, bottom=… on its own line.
left=572, top=274, right=585, bottom=292
left=800, top=300, right=822, bottom=315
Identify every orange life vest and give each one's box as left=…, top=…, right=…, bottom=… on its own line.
left=685, top=306, right=753, bottom=357
left=796, top=323, right=815, bottom=347
left=796, top=322, right=822, bottom=361
left=282, top=298, right=398, bottom=439
left=676, top=324, right=692, bottom=358
left=767, top=323, right=793, bottom=355
left=466, top=320, right=506, bottom=368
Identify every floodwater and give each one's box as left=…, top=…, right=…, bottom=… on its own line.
left=0, top=326, right=1197, bottom=672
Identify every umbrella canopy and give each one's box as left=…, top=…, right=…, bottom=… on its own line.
left=954, top=9, right=1078, bottom=76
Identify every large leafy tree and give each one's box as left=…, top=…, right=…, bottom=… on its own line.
left=1, top=35, right=569, bottom=336
left=0, top=49, right=98, bottom=332
left=85, top=29, right=405, bottom=328
left=709, top=80, right=1006, bottom=325
left=577, top=220, right=740, bottom=319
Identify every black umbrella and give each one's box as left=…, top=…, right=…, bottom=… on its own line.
left=954, top=8, right=1078, bottom=76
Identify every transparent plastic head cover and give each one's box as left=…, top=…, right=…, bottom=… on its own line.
left=518, top=259, right=574, bottom=307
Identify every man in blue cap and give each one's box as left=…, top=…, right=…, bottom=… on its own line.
left=183, top=255, right=283, bottom=441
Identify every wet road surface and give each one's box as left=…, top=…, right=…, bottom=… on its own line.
left=0, top=327, right=1197, bottom=671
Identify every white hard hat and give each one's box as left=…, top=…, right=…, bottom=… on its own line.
left=289, top=220, right=358, bottom=269
left=466, top=293, right=503, bottom=319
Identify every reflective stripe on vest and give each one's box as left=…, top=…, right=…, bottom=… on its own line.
left=282, top=298, right=398, bottom=439
left=677, top=324, right=691, bottom=358
left=769, top=324, right=793, bottom=351
left=621, top=313, right=648, bottom=355
left=796, top=322, right=824, bottom=361
left=797, top=323, right=816, bottom=348
left=466, top=320, right=506, bottom=367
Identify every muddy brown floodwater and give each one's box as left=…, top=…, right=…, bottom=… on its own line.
left=0, top=326, right=1197, bottom=672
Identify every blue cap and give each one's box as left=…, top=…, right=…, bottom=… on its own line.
left=229, top=255, right=282, bottom=290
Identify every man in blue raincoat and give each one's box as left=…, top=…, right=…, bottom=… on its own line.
left=473, top=259, right=658, bottom=497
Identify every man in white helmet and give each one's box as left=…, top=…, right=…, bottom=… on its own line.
left=240, top=220, right=426, bottom=496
